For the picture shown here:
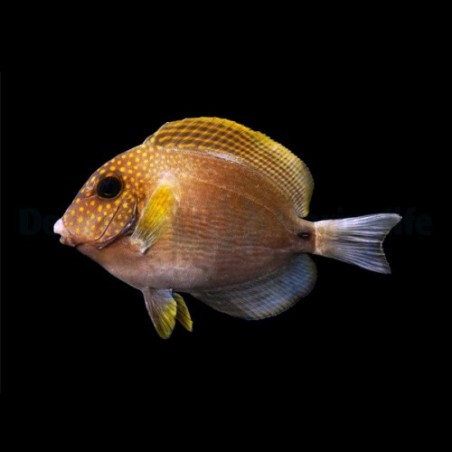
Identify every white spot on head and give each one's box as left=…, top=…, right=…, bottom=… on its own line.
left=54, top=218, right=77, bottom=246
left=53, top=218, right=76, bottom=246
left=54, top=218, right=65, bottom=235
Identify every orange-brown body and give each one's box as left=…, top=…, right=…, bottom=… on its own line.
left=54, top=117, right=400, bottom=338
left=79, top=150, right=314, bottom=292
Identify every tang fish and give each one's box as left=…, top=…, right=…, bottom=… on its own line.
left=54, top=118, right=401, bottom=338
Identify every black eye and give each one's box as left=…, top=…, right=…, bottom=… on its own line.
left=96, top=176, right=123, bottom=199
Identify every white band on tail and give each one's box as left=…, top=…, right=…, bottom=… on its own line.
left=314, top=214, right=402, bottom=274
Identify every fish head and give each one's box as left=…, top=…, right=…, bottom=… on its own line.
left=54, top=148, right=147, bottom=248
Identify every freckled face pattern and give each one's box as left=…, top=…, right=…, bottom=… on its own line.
left=62, top=145, right=157, bottom=246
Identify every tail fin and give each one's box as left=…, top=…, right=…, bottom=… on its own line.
left=313, top=214, right=401, bottom=274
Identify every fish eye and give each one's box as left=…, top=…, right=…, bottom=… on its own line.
left=96, top=176, right=123, bottom=199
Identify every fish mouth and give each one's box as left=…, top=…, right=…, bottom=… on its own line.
left=54, top=202, right=137, bottom=249
left=53, top=218, right=78, bottom=247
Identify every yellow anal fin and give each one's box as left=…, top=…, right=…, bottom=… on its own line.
left=173, top=293, right=193, bottom=332
left=147, top=117, right=314, bottom=217
left=142, top=289, right=193, bottom=339
left=131, top=181, right=178, bottom=254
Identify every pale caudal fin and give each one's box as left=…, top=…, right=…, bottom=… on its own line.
left=313, top=214, right=402, bottom=274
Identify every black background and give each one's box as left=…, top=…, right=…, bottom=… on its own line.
left=2, top=44, right=435, bottom=417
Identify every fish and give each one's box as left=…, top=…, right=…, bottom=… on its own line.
left=54, top=117, right=401, bottom=339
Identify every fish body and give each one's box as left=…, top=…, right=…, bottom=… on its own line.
left=82, top=151, right=309, bottom=291
left=54, top=118, right=401, bottom=338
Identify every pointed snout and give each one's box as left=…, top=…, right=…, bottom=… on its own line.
left=54, top=218, right=76, bottom=246
left=53, top=218, right=65, bottom=235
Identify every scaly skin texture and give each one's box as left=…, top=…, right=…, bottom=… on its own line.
left=55, top=118, right=319, bottom=338
left=76, top=149, right=315, bottom=291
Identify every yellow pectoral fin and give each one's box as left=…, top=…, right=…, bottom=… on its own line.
left=131, top=182, right=178, bottom=254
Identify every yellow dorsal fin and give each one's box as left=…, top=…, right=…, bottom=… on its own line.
left=146, top=117, right=314, bottom=217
